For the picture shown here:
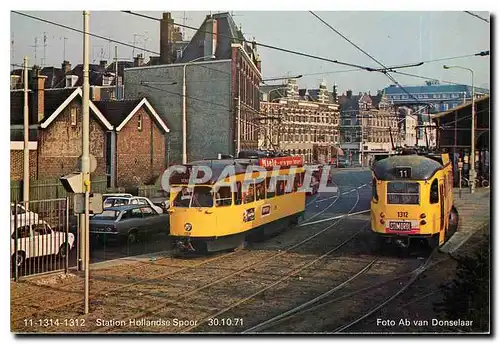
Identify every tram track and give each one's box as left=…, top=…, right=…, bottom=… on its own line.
left=88, top=175, right=366, bottom=333
left=244, top=249, right=442, bottom=333
left=12, top=171, right=372, bottom=332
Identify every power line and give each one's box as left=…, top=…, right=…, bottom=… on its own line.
left=121, top=11, right=399, bottom=71
left=309, top=11, right=423, bottom=123
left=12, top=11, right=160, bottom=56
left=464, top=11, right=490, bottom=23
left=12, top=11, right=231, bottom=78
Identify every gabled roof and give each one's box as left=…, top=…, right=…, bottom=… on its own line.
left=40, top=88, right=113, bottom=130
left=93, top=98, right=170, bottom=133
left=176, top=12, right=246, bottom=63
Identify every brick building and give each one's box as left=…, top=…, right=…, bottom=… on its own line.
left=260, top=80, right=340, bottom=164
left=94, top=98, right=170, bottom=186
left=10, top=80, right=112, bottom=181
left=339, top=90, right=398, bottom=165
left=125, top=12, right=261, bottom=163
left=10, top=73, right=169, bottom=188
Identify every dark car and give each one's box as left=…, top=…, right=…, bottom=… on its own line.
left=89, top=205, right=169, bottom=244
left=337, top=158, right=349, bottom=168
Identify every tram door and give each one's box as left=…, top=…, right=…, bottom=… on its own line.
left=439, top=183, right=445, bottom=231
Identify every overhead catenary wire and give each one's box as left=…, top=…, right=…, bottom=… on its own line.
left=463, top=11, right=490, bottom=23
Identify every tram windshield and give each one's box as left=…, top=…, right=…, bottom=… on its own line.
left=387, top=182, right=420, bottom=205
left=173, top=186, right=214, bottom=208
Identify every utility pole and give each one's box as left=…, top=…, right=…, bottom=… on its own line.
left=81, top=10, right=91, bottom=315
left=11, top=34, right=15, bottom=71
left=42, top=32, right=47, bottom=68
left=114, top=46, right=119, bottom=100
left=30, top=37, right=38, bottom=66
left=23, top=56, right=29, bottom=209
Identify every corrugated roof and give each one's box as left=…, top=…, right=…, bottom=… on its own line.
left=431, top=94, right=490, bottom=119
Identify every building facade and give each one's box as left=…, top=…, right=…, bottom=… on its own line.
left=339, top=90, right=398, bottom=165
left=260, top=80, right=340, bottom=164
left=125, top=12, right=261, bottom=163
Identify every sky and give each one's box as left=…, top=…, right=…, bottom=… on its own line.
left=10, top=10, right=490, bottom=95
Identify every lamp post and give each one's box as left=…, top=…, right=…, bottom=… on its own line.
left=182, top=55, right=215, bottom=164
left=444, top=65, right=475, bottom=193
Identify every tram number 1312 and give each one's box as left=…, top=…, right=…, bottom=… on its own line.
left=398, top=211, right=408, bottom=218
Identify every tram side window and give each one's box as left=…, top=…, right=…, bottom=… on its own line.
left=244, top=183, right=255, bottom=204
left=234, top=182, right=242, bottom=205
left=215, top=186, right=232, bottom=207
left=372, top=178, right=378, bottom=202
left=266, top=177, right=275, bottom=199
left=285, top=176, right=294, bottom=194
left=276, top=180, right=285, bottom=196
left=430, top=179, right=439, bottom=204
left=255, top=181, right=266, bottom=201
left=294, top=172, right=303, bottom=192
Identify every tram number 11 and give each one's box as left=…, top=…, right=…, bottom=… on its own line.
left=395, top=167, right=411, bottom=179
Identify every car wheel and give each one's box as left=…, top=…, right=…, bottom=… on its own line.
left=58, top=242, right=71, bottom=258
left=12, top=251, right=26, bottom=267
left=127, top=230, right=138, bottom=245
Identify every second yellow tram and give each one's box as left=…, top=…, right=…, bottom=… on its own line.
left=370, top=150, right=459, bottom=249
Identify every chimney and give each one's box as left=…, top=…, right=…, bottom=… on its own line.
left=204, top=17, right=217, bottom=60
left=160, top=12, right=174, bottom=64
left=62, top=60, right=71, bottom=74
left=346, top=90, right=352, bottom=99
left=134, top=54, right=144, bottom=67
left=99, top=60, right=107, bottom=68
left=332, top=83, right=338, bottom=104
left=31, top=67, right=47, bottom=124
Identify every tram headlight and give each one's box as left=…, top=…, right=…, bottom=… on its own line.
left=380, top=219, right=385, bottom=225
left=420, top=220, right=427, bottom=225
left=420, top=213, right=426, bottom=219
left=184, top=223, right=192, bottom=232
left=380, top=212, right=385, bottom=218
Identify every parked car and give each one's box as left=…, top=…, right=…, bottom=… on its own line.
left=150, top=195, right=170, bottom=212
left=89, top=205, right=170, bottom=244
left=11, top=203, right=39, bottom=223
left=103, top=196, right=163, bottom=214
left=11, top=219, right=75, bottom=267
left=337, top=158, right=349, bottom=168
left=102, top=193, right=133, bottom=202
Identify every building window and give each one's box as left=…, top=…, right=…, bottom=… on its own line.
left=138, top=114, right=143, bottom=131
left=70, top=107, right=78, bottom=126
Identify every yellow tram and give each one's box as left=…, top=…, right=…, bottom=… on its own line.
left=167, top=153, right=306, bottom=253
left=370, top=149, right=459, bottom=249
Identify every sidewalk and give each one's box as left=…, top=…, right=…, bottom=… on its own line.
left=440, top=187, right=490, bottom=253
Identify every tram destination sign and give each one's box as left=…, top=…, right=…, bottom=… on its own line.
left=394, top=166, right=412, bottom=179
left=258, top=156, right=304, bottom=168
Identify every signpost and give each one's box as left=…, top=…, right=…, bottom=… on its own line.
left=458, top=158, right=463, bottom=199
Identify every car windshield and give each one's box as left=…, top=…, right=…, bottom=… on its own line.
left=104, top=198, right=130, bottom=208
left=173, top=186, right=214, bottom=208
left=93, top=210, right=120, bottom=220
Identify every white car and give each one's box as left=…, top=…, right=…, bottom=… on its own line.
left=103, top=196, right=164, bottom=214
left=11, top=203, right=39, bottom=223
left=11, top=219, right=75, bottom=267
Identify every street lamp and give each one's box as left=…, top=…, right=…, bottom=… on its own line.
left=182, top=55, right=216, bottom=164
left=443, top=64, right=475, bottom=193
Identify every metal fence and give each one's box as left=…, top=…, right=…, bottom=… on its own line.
left=10, top=198, right=76, bottom=280
left=10, top=175, right=109, bottom=202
